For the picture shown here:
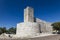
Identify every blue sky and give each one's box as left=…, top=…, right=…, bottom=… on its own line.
left=0, top=0, right=60, bottom=28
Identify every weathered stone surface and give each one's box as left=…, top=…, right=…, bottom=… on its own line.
left=36, top=18, right=53, bottom=33
left=24, top=7, right=34, bottom=22
left=16, top=6, right=53, bottom=38
left=16, top=22, right=40, bottom=37
left=0, top=34, right=60, bottom=40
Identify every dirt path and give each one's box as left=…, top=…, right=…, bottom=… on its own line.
left=0, top=34, right=60, bottom=40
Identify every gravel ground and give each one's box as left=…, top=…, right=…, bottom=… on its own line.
left=0, top=34, right=60, bottom=40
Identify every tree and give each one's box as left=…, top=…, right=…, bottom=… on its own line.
left=0, top=27, right=16, bottom=34
left=2, top=27, right=7, bottom=33
left=51, top=22, right=60, bottom=32
left=8, top=27, right=16, bottom=34
left=0, top=27, right=7, bottom=34
left=0, top=27, right=3, bottom=34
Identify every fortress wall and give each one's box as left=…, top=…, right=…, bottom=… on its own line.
left=16, top=22, right=40, bottom=37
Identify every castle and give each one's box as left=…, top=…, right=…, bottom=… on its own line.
left=16, top=6, right=52, bottom=37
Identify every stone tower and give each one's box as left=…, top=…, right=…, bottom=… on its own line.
left=15, top=6, right=52, bottom=38
left=24, top=7, right=34, bottom=22
left=16, top=6, right=40, bottom=37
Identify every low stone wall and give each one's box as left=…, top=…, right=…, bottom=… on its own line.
left=0, top=34, right=60, bottom=40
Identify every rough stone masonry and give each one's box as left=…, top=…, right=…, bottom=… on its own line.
left=16, top=6, right=53, bottom=38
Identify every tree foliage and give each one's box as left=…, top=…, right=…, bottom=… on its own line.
left=51, top=22, right=60, bottom=31
left=0, top=27, right=16, bottom=35
left=7, top=27, right=16, bottom=34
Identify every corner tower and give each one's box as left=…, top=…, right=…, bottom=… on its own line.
left=24, top=6, right=34, bottom=22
